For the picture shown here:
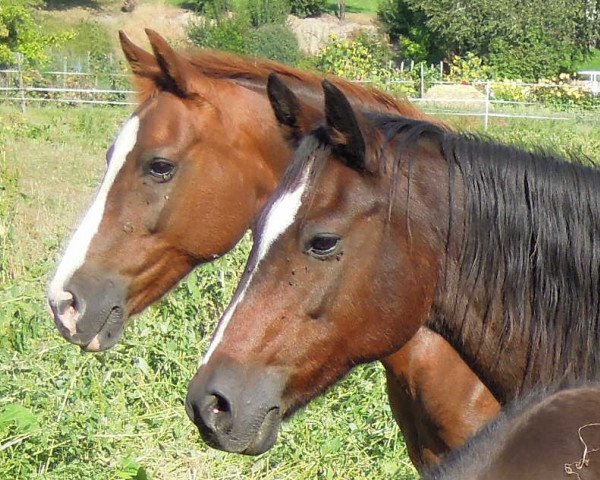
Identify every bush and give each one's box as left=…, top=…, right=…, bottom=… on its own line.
left=289, top=0, right=327, bottom=17
left=247, top=23, right=300, bottom=65
left=312, top=32, right=417, bottom=96
left=188, top=4, right=300, bottom=65
left=189, top=0, right=232, bottom=17
left=0, top=4, right=72, bottom=67
left=246, top=0, right=290, bottom=27
left=446, top=52, right=493, bottom=83
left=377, top=0, right=445, bottom=63
left=187, top=14, right=249, bottom=55
left=491, top=77, right=600, bottom=112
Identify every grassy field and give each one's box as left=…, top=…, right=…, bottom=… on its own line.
left=1, top=102, right=600, bottom=480
left=325, top=0, right=379, bottom=14
left=579, top=48, right=600, bottom=70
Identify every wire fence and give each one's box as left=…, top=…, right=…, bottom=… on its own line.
left=1, top=57, right=599, bottom=131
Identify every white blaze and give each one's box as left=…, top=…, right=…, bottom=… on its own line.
left=48, top=116, right=140, bottom=301
left=202, top=166, right=312, bottom=364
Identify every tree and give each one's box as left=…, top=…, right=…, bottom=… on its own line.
left=379, top=0, right=596, bottom=79
left=0, top=1, right=72, bottom=66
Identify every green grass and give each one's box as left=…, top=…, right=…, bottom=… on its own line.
left=0, top=104, right=415, bottom=479
left=326, top=0, right=379, bottom=14
left=578, top=48, right=600, bottom=70
left=1, top=102, right=600, bottom=479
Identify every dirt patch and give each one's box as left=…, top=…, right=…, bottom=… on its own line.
left=287, top=13, right=377, bottom=55
left=423, top=84, right=488, bottom=111
left=41, top=1, right=194, bottom=49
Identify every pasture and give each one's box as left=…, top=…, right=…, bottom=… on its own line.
left=1, top=102, right=599, bottom=479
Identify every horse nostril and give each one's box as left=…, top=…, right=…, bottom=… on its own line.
left=50, top=290, right=80, bottom=336
left=202, top=392, right=234, bottom=435
left=209, top=392, right=231, bottom=415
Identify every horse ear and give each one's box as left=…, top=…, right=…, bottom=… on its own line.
left=267, top=74, right=303, bottom=145
left=145, top=28, right=195, bottom=96
left=322, top=80, right=368, bottom=173
left=119, top=31, right=160, bottom=78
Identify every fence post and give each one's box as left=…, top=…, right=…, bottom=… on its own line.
left=63, top=57, right=68, bottom=88
left=420, top=63, right=425, bottom=98
left=400, top=61, right=404, bottom=74
left=16, top=53, right=25, bottom=114
left=439, top=61, right=443, bottom=81
left=484, top=81, right=491, bottom=131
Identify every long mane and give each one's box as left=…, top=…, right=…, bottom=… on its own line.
left=379, top=114, right=600, bottom=396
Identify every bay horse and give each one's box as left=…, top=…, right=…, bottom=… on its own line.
left=425, top=383, right=600, bottom=479
left=187, top=78, right=600, bottom=457
left=46, top=30, right=498, bottom=468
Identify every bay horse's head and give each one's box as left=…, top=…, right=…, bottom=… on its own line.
left=47, top=30, right=292, bottom=351
left=187, top=78, right=450, bottom=454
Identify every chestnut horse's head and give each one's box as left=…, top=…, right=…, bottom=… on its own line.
left=47, top=30, right=429, bottom=353
left=186, top=79, right=451, bottom=454
left=47, top=31, right=292, bottom=351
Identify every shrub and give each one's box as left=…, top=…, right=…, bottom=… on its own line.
left=247, top=23, right=300, bottom=65
left=446, top=52, right=493, bottom=83
left=0, top=4, right=72, bottom=66
left=189, top=0, right=232, bottom=16
left=187, top=14, right=249, bottom=54
left=289, top=0, right=327, bottom=17
left=246, top=0, right=290, bottom=27
left=312, top=32, right=417, bottom=96
left=491, top=77, right=600, bottom=112
left=377, top=0, right=445, bottom=63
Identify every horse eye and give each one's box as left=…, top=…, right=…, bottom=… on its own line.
left=148, top=158, right=175, bottom=182
left=306, top=234, right=341, bottom=259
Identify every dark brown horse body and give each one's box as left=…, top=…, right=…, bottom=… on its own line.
left=425, top=384, right=600, bottom=480
left=46, top=32, right=498, bottom=468
left=187, top=79, right=600, bottom=458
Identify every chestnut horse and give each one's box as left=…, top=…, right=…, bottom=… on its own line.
left=187, top=78, right=600, bottom=456
left=46, top=30, right=497, bottom=468
left=425, top=383, right=600, bottom=480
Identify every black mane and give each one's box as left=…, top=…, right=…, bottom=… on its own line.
left=380, top=114, right=600, bottom=399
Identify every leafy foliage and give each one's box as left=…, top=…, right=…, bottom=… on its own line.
left=247, top=23, right=300, bottom=65
left=378, top=0, right=596, bottom=80
left=0, top=3, right=72, bottom=66
left=187, top=3, right=299, bottom=64
left=247, top=0, right=290, bottom=26
left=446, top=52, right=493, bottom=82
left=311, top=32, right=417, bottom=95
left=377, top=0, right=444, bottom=62
left=187, top=14, right=249, bottom=54
left=289, top=0, right=327, bottom=17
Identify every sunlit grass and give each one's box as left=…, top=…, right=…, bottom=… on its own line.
left=1, top=103, right=599, bottom=479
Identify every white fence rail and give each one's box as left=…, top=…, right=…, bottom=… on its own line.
left=1, top=64, right=598, bottom=131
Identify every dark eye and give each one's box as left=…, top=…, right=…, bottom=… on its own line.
left=148, top=158, right=176, bottom=182
left=306, top=234, right=341, bottom=259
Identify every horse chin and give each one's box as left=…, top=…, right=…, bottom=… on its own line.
left=198, top=407, right=282, bottom=456
left=80, top=307, right=127, bottom=352
left=240, top=407, right=281, bottom=455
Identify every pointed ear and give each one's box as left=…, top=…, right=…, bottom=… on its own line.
left=267, top=74, right=303, bottom=145
left=119, top=31, right=160, bottom=78
left=145, top=28, right=196, bottom=96
left=322, top=80, right=368, bottom=172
